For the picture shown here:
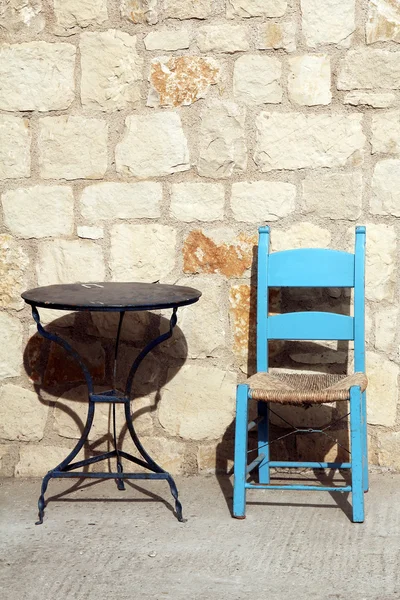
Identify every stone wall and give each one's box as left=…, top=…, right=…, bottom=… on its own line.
left=1, top=0, right=400, bottom=477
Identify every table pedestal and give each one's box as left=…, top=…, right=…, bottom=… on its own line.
left=32, top=306, right=183, bottom=524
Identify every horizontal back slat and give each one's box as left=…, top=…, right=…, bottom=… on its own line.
left=268, top=312, right=354, bottom=341
left=268, top=249, right=355, bottom=287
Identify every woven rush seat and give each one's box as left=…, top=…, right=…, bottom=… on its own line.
left=246, top=372, right=368, bottom=405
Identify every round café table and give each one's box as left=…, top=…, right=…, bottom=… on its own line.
left=22, top=282, right=201, bottom=524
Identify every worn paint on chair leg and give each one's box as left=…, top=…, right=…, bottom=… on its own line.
left=233, top=384, right=249, bottom=519
left=257, top=401, right=270, bottom=484
left=361, top=391, right=369, bottom=492
left=350, top=386, right=364, bottom=523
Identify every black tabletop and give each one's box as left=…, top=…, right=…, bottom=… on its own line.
left=22, top=282, right=202, bottom=312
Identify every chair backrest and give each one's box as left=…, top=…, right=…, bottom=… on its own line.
left=256, top=226, right=366, bottom=374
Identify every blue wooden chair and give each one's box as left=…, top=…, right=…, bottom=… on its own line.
left=233, top=226, right=368, bottom=523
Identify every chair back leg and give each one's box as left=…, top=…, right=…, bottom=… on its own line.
left=257, top=401, right=270, bottom=484
left=350, top=385, right=364, bottom=523
left=233, top=384, right=249, bottom=519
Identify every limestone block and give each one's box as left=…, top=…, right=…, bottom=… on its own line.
left=231, top=181, right=296, bottom=222
left=77, top=226, right=104, bottom=240
left=365, top=224, right=396, bottom=302
left=372, top=112, right=400, bottom=155
left=0, top=445, right=15, bottom=477
left=144, top=28, right=190, bottom=50
left=170, top=183, right=224, bottom=222
left=338, top=49, right=400, bottom=90
left=80, top=182, right=161, bottom=222
left=257, top=21, right=296, bottom=52
left=254, top=112, right=365, bottom=172
left=0, top=42, right=75, bottom=111
left=288, top=55, right=331, bottom=106
left=15, top=445, right=73, bottom=477
left=38, top=116, right=108, bottom=180
left=301, top=0, right=355, bottom=47
left=367, top=351, right=398, bottom=426
left=375, top=306, right=397, bottom=353
left=44, top=338, right=105, bottom=386
left=197, top=443, right=233, bottom=474
left=302, top=172, right=362, bottom=220
left=158, top=365, right=236, bottom=440
left=0, top=234, right=29, bottom=311
left=371, top=160, right=400, bottom=217
left=183, top=229, right=256, bottom=277
left=2, top=185, right=74, bottom=238
left=0, top=0, right=44, bottom=35
left=148, top=56, right=219, bottom=107
left=367, top=0, right=400, bottom=44
left=233, top=55, right=282, bottom=105
left=116, top=112, right=190, bottom=178
left=290, top=347, right=347, bottom=365
left=0, top=384, right=47, bottom=442
left=343, top=92, right=395, bottom=108
left=296, top=430, right=350, bottom=462
left=197, top=25, right=249, bottom=53
left=36, top=240, right=105, bottom=286
left=160, top=276, right=226, bottom=359
left=80, top=30, right=143, bottom=111
left=271, top=223, right=331, bottom=251
left=198, top=101, right=247, bottom=178
left=227, top=0, right=287, bottom=18
left=0, top=116, right=30, bottom=180
left=132, top=437, right=186, bottom=474
left=88, top=311, right=151, bottom=343
left=39, top=309, right=75, bottom=327
left=110, top=223, right=176, bottom=281
left=378, top=431, right=400, bottom=470
left=54, top=0, right=107, bottom=35
left=0, top=312, right=23, bottom=379
left=163, top=0, right=212, bottom=20
left=120, top=0, right=158, bottom=24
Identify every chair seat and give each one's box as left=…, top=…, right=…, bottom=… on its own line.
left=246, top=372, right=368, bottom=405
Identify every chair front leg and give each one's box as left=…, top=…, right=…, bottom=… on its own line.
left=233, top=384, right=249, bottom=519
left=257, top=400, right=270, bottom=484
left=350, top=386, right=364, bottom=523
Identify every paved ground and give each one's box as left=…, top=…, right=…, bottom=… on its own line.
left=1, top=472, right=399, bottom=600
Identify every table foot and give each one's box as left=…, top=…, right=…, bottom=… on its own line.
left=116, top=461, right=125, bottom=491
left=167, top=475, right=184, bottom=522
left=35, top=473, right=52, bottom=525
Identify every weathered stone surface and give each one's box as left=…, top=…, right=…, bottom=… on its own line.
left=271, top=223, right=331, bottom=251
left=40, top=310, right=75, bottom=327
left=170, top=183, right=224, bottom=222
left=375, top=306, right=397, bottom=353
left=163, top=0, right=212, bottom=20
left=120, top=0, right=158, bottom=24
left=36, top=240, right=105, bottom=286
left=15, top=445, right=73, bottom=477
left=80, top=182, right=161, bottom=222
left=289, top=345, right=347, bottom=365
left=254, top=113, right=365, bottom=172
left=338, top=49, right=400, bottom=90
left=197, top=443, right=233, bottom=474
left=233, top=55, right=282, bottom=105
left=133, top=437, right=186, bottom=474
left=301, top=0, right=355, bottom=47
left=0, top=116, right=30, bottom=180
left=378, top=431, right=400, bottom=470
left=371, top=160, right=400, bottom=217
left=257, top=21, right=296, bottom=52
left=371, top=112, right=400, bottom=154
left=302, top=172, right=362, bottom=220
left=343, top=91, right=395, bottom=108
left=144, top=28, right=190, bottom=50
left=367, top=0, right=400, bottom=44
left=80, top=30, right=143, bottom=111
left=231, top=181, right=296, bottom=222
left=38, top=116, right=108, bottom=180
left=158, top=365, right=236, bottom=440
left=44, top=338, right=105, bottom=386
left=77, top=226, right=104, bottom=240
left=2, top=185, right=74, bottom=238
left=0, top=234, right=29, bottom=310
left=296, top=430, right=350, bottom=462
left=183, top=229, right=256, bottom=277
left=116, top=113, right=189, bottom=178
left=0, top=445, right=15, bottom=477
left=227, top=0, right=287, bottom=18
left=367, top=351, right=398, bottom=426
left=0, top=0, right=45, bottom=35
left=88, top=311, right=151, bottom=343
left=0, top=312, right=23, bottom=379
left=160, top=276, right=225, bottom=359
left=0, top=42, right=75, bottom=111
left=365, top=224, right=396, bottom=302
left=54, top=0, right=107, bottom=35
left=110, top=223, right=176, bottom=281
left=54, top=386, right=113, bottom=441
left=0, top=384, right=47, bottom=442
left=198, top=101, right=247, bottom=178
left=148, top=56, right=219, bottom=107
left=197, top=25, right=249, bottom=53
left=288, top=55, right=331, bottom=106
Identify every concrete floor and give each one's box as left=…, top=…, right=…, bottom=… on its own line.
left=0, top=473, right=399, bottom=600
